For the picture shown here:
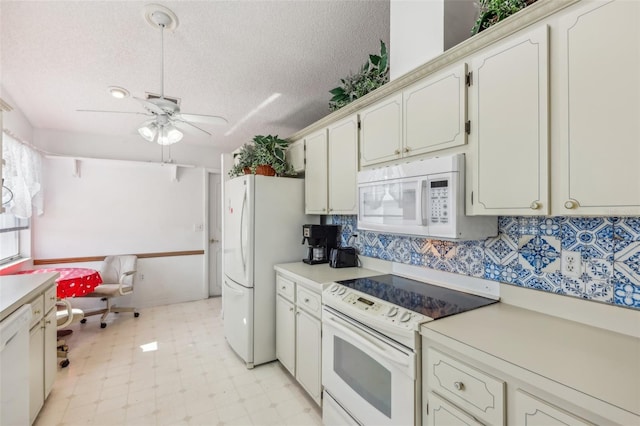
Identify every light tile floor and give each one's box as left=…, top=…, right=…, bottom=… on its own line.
left=35, top=297, right=322, bottom=426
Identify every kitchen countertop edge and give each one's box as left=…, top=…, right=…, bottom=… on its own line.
left=0, top=272, right=59, bottom=321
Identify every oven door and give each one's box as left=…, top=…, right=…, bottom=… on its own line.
left=322, top=307, right=416, bottom=426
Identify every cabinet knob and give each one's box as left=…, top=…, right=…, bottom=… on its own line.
left=45, top=320, right=52, bottom=325
left=289, top=307, right=293, bottom=312
left=530, top=201, right=541, bottom=210
left=564, top=199, right=579, bottom=209
left=304, top=298, right=310, bottom=303
left=329, top=208, right=333, bottom=212
left=50, top=296, right=56, bottom=301
left=281, top=286, right=286, bottom=290
left=394, top=149, right=400, bottom=155
left=34, top=309, right=41, bottom=315
left=322, top=208, right=326, bottom=212
left=404, top=147, right=410, bottom=153
left=453, top=381, right=464, bottom=391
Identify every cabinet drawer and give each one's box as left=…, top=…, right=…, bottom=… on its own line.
left=427, top=348, right=505, bottom=426
left=29, top=295, right=44, bottom=329
left=296, top=286, right=321, bottom=317
left=44, top=285, right=57, bottom=313
left=276, top=275, right=295, bottom=301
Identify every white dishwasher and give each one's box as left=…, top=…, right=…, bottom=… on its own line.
left=1, top=304, right=32, bottom=426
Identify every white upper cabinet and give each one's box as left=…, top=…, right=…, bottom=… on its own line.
left=359, top=93, right=403, bottom=167
left=304, top=115, right=358, bottom=215
left=327, top=115, right=358, bottom=214
left=404, top=63, right=468, bottom=157
left=286, top=139, right=305, bottom=173
left=304, top=129, right=329, bottom=214
left=553, top=0, right=640, bottom=215
left=468, top=24, right=549, bottom=216
left=360, top=64, right=468, bottom=168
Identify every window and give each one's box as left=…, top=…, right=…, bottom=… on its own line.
left=0, top=211, right=28, bottom=263
left=1, top=130, right=43, bottom=264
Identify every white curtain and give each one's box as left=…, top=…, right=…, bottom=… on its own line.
left=2, top=132, right=43, bottom=218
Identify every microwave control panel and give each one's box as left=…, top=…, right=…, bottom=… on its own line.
left=429, top=179, right=450, bottom=224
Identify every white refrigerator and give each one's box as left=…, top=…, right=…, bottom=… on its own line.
left=223, top=174, right=315, bottom=368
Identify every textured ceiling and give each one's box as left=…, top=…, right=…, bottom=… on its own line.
left=0, top=1, right=390, bottom=152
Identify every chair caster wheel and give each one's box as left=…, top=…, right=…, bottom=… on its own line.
left=100, top=323, right=107, bottom=328
left=134, top=312, right=140, bottom=318
left=80, top=318, right=87, bottom=324
left=60, top=359, right=70, bottom=368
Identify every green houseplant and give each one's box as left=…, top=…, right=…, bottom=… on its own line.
left=228, top=135, right=295, bottom=178
left=252, top=135, right=295, bottom=176
left=228, top=143, right=256, bottom=178
left=328, top=40, right=389, bottom=112
left=471, top=0, right=537, bottom=35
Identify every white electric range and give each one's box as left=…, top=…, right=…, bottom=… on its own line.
left=321, top=271, right=499, bottom=426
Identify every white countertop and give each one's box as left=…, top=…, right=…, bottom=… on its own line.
left=274, top=262, right=382, bottom=289
left=421, top=302, right=640, bottom=416
left=0, top=273, right=58, bottom=321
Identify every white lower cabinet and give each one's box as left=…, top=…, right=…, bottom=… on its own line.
left=275, top=294, right=295, bottom=376
left=295, top=308, right=321, bottom=403
left=275, top=273, right=323, bottom=405
left=27, top=284, right=57, bottom=424
left=427, top=392, right=483, bottom=426
left=422, top=338, right=635, bottom=426
left=514, top=390, right=592, bottom=426
left=29, top=321, right=44, bottom=424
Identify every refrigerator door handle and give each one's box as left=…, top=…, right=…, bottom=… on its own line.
left=240, top=187, right=247, bottom=273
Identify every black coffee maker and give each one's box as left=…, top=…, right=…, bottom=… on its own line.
left=302, top=224, right=339, bottom=264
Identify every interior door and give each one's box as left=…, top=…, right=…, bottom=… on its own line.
left=208, top=173, right=222, bottom=296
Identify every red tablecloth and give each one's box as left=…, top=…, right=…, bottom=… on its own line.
left=17, top=268, right=103, bottom=298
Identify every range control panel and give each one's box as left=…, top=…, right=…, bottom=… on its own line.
left=323, top=283, right=431, bottom=331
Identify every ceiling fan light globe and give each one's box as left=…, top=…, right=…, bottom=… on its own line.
left=157, top=125, right=183, bottom=145
left=138, top=122, right=158, bottom=141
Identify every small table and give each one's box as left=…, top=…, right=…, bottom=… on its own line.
left=16, top=268, right=103, bottom=298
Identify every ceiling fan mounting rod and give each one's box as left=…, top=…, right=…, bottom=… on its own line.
left=159, top=20, right=165, bottom=99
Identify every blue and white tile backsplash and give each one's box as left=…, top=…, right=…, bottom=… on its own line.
left=327, top=215, right=640, bottom=310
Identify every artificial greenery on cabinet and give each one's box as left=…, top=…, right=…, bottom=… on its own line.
left=228, top=135, right=295, bottom=178
left=472, top=0, right=537, bottom=35
left=328, top=40, right=389, bottom=112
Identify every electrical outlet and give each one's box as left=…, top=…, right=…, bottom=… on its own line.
left=561, top=250, right=582, bottom=278
left=139, top=273, right=145, bottom=281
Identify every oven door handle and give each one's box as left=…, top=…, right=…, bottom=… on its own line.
left=325, top=315, right=413, bottom=373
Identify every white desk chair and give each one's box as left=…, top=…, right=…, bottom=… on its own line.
left=56, top=298, right=84, bottom=368
left=81, top=255, right=139, bottom=328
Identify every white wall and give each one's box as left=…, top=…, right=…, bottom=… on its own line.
left=32, top=158, right=209, bottom=306
left=390, top=0, right=477, bottom=80
left=391, top=0, right=444, bottom=80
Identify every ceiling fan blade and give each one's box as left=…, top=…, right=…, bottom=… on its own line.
left=178, top=113, right=228, bottom=125
left=174, top=119, right=212, bottom=136
left=76, top=109, right=152, bottom=116
left=133, top=97, right=165, bottom=115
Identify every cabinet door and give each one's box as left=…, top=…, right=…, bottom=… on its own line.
left=359, top=93, right=403, bottom=167
left=276, top=295, right=296, bottom=376
left=514, top=390, right=593, bottom=426
left=304, top=130, right=328, bottom=214
left=404, top=63, right=468, bottom=157
left=468, top=25, right=549, bottom=215
left=554, top=0, right=640, bottom=215
left=328, top=115, right=358, bottom=214
left=44, top=309, right=57, bottom=397
left=29, top=324, right=44, bottom=424
left=427, top=392, right=484, bottom=426
left=286, top=139, right=305, bottom=173
left=295, top=309, right=322, bottom=405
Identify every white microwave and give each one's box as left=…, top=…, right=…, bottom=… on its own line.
left=357, top=154, right=497, bottom=240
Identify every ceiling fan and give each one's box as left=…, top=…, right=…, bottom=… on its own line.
left=78, top=5, right=227, bottom=145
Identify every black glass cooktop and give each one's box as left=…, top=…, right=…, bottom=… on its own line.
left=336, top=274, right=497, bottom=319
